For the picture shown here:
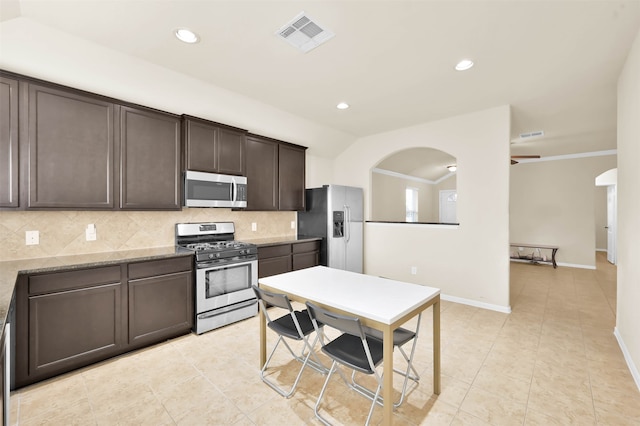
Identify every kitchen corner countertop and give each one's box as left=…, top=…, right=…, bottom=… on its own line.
left=242, top=236, right=322, bottom=247
left=0, top=247, right=192, bottom=330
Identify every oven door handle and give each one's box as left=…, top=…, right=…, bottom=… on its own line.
left=198, top=299, right=257, bottom=319
left=196, top=256, right=258, bottom=269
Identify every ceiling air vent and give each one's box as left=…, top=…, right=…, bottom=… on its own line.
left=276, top=12, right=335, bottom=53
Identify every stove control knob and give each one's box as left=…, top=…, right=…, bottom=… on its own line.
left=216, top=253, right=221, bottom=258
left=208, top=254, right=214, bottom=259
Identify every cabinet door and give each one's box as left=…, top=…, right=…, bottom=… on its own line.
left=128, top=271, right=193, bottom=347
left=258, top=256, right=292, bottom=278
left=26, top=83, right=115, bottom=209
left=120, top=106, right=181, bottom=210
left=293, top=251, right=319, bottom=271
left=185, top=118, right=217, bottom=173
left=245, top=136, right=278, bottom=210
left=0, top=76, right=19, bottom=208
left=278, top=144, right=306, bottom=211
left=184, top=117, right=246, bottom=176
left=217, top=127, right=245, bottom=176
left=28, top=282, right=123, bottom=382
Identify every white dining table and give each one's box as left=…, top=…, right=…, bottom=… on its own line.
left=258, top=266, right=441, bottom=425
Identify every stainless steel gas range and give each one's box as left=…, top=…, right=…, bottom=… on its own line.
left=175, top=222, right=258, bottom=334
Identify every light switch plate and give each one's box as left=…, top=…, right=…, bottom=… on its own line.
left=291, top=221, right=296, bottom=229
left=251, top=222, right=257, bottom=232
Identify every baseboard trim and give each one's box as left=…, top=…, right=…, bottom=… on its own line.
left=510, top=259, right=596, bottom=270
left=614, top=327, right=640, bottom=392
left=556, top=262, right=596, bottom=270
left=441, top=294, right=511, bottom=314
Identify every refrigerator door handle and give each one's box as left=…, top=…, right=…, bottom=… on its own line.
left=344, top=205, right=351, bottom=243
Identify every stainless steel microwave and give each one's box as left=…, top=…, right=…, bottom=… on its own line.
left=184, top=171, right=247, bottom=208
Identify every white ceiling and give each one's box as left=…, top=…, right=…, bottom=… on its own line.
left=3, top=0, right=640, bottom=164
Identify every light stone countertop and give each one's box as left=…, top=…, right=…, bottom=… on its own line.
left=0, top=247, right=193, bottom=330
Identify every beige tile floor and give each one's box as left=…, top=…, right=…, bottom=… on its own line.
left=10, top=252, right=640, bottom=425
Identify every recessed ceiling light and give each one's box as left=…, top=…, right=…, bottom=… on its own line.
left=455, top=59, right=474, bottom=71
left=336, top=102, right=349, bottom=110
left=175, top=28, right=199, bottom=44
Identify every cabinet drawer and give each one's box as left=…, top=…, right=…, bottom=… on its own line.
left=28, top=266, right=121, bottom=295
left=128, top=256, right=192, bottom=280
left=258, top=244, right=292, bottom=259
left=292, top=240, right=320, bottom=254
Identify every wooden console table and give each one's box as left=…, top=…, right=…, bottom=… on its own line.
left=510, top=243, right=558, bottom=268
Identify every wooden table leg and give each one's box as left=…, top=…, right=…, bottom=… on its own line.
left=433, top=296, right=441, bottom=395
left=259, top=304, right=266, bottom=369
left=382, top=324, right=394, bottom=425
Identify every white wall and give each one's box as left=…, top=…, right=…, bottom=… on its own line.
left=332, top=106, right=511, bottom=311
left=616, top=28, right=640, bottom=390
left=371, top=173, right=436, bottom=222
left=510, top=155, right=616, bottom=268
left=305, top=154, right=335, bottom=189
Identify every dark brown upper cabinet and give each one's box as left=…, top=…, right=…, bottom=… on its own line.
left=245, top=135, right=279, bottom=210
left=244, top=134, right=306, bottom=211
left=24, top=82, right=116, bottom=209
left=278, top=143, right=306, bottom=211
left=183, top=115, right=246, bottom=176
left=119, top=106, right=181, bottom=210
left=0, top=75, right=19, bottom=208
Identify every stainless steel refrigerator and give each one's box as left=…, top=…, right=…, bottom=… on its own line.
left=297, top=185, right=363, bottom=273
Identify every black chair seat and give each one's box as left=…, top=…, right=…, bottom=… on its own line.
left=322, top=333, right=384, bottom=374
left=268, top=309, right=316, bottom=340
left=361, top=325, right=416, bottom=346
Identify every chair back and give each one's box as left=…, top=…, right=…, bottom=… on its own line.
left=252, top=285, right=293, bottom=311
left=306, top=301, right=365, bottom=339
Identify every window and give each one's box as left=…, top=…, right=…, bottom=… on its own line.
left=406, top=187, right=418, bottom=222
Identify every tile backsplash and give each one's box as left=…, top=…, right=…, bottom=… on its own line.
left=0, top=209, right=296, bottom=261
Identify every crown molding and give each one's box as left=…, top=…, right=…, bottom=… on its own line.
left=372, top=168, right=455, bottom=185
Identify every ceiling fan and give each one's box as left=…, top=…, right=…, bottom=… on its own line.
left=511, top=155, right=540, bottom=165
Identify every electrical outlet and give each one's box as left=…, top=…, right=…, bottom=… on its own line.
left=86, top=224, right=97, bottom=241
left=26, top=230, right=39, bottom=245
left=411, top=266, right=417, bottom=275
left=291, top=221, right=296, bottom=229
left=251, top=222, right=257, bottom=232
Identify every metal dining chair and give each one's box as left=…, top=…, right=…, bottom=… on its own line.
left=357, top=313, right=422, bottom=408
left=306, top=301, right=385, bottom=426
left=252, top=285, right=326, bottom=398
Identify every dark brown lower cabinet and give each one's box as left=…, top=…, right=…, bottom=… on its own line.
left=14, top=256, right=193, bottom=389
left=29, top=282, right=124, bottom=379
left=128, top=257, right=193, bottom=348
left=292, top=240, right=320, bottom=271
left=257, top=243, right=292, bottom=278
left=257, top=240, right=320, bottom=278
